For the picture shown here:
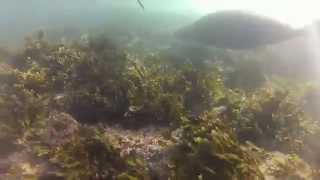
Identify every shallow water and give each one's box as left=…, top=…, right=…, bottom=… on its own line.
left=1, top=1, right=320, bottom=180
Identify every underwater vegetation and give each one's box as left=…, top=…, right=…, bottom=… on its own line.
left=0, top=30, right=320, bottom=180
left=2, top=5, right=320, bottom=178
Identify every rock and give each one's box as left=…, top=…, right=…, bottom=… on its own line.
left=41, top=112, right=79, bottom=146
left=104, top=126, right=174, bottom=179
left=0, top=63, right=12, bottom=72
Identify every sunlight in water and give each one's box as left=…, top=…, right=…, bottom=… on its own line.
left=307, top=24, right=320, bottom=77
left=192, top=0, right=216, bottom=14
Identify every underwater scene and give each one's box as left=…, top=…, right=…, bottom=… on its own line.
left=2, top=0, right=320, bottom=179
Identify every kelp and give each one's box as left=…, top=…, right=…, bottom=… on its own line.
left=1, top=34, right=320, bottom=179
left=169, top=111, right=264, bottom=180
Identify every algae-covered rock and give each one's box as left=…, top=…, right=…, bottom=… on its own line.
left=40, top=112, right=79, bottom=146
left=169, top=111, right=264, bottom=180
left=0, top=63, right=11, bottom=72
left=260, top=152, right=317, bottom=180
